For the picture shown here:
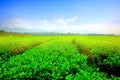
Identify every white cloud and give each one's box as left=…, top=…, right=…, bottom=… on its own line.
left=66, top=17, right=78, bottom=23
left=53, top=16, right=78, bottom=24
left=0, top=17, right=120, bottom=34
left=1, top=18, right=32, bottom=29
left=38, top=17, right=78, bottom=32
left=77, top=23, right=120, bottom=34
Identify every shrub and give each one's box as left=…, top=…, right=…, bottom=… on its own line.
left=0, top=42, right=110, bottom=80
left=98, top=51, right=120, bottom=77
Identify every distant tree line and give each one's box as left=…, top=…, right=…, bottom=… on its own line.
left=0, top=29, right=118, bottom=36
left=0, top=30, right=5, bottom=33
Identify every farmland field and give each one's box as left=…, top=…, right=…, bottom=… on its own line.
left=0, top=33, right=120, bottom=80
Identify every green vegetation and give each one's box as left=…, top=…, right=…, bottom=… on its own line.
left=0, top=33, right=120, bottom=79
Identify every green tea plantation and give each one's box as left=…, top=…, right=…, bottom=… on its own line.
left=0, top=33, right=120, bottom=80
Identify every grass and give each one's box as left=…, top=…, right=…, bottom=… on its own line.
left=0, top=33, right=120, bottom=79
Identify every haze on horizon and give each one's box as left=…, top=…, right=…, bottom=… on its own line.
left=0, top=0, right=120, bottom=34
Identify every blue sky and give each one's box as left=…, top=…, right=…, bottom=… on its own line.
left=0, top=0, right=120, bottom=34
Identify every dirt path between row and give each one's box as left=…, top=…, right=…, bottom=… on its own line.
left=71, top=39, right=120, bottom=77
left=71, top=39, right=93, bottom=61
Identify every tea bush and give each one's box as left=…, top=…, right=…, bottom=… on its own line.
left=0, top=41, right=110, bottom=80
left=98, top=51, right=120, bottom=77
left=0, top=48, right=12, bottom=66
left=1, top=35, right=120, bottom=79
left=0, top=35, right=51, bottom=54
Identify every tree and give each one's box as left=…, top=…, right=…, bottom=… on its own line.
left=0, top=30, right=5, bottom=33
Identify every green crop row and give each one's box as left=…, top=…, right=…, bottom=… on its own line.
left=0, top=35, right=52, bottom=54
left=0, top=40, right=115, bottom=80
left=0, top=35, right=120, bottom=79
